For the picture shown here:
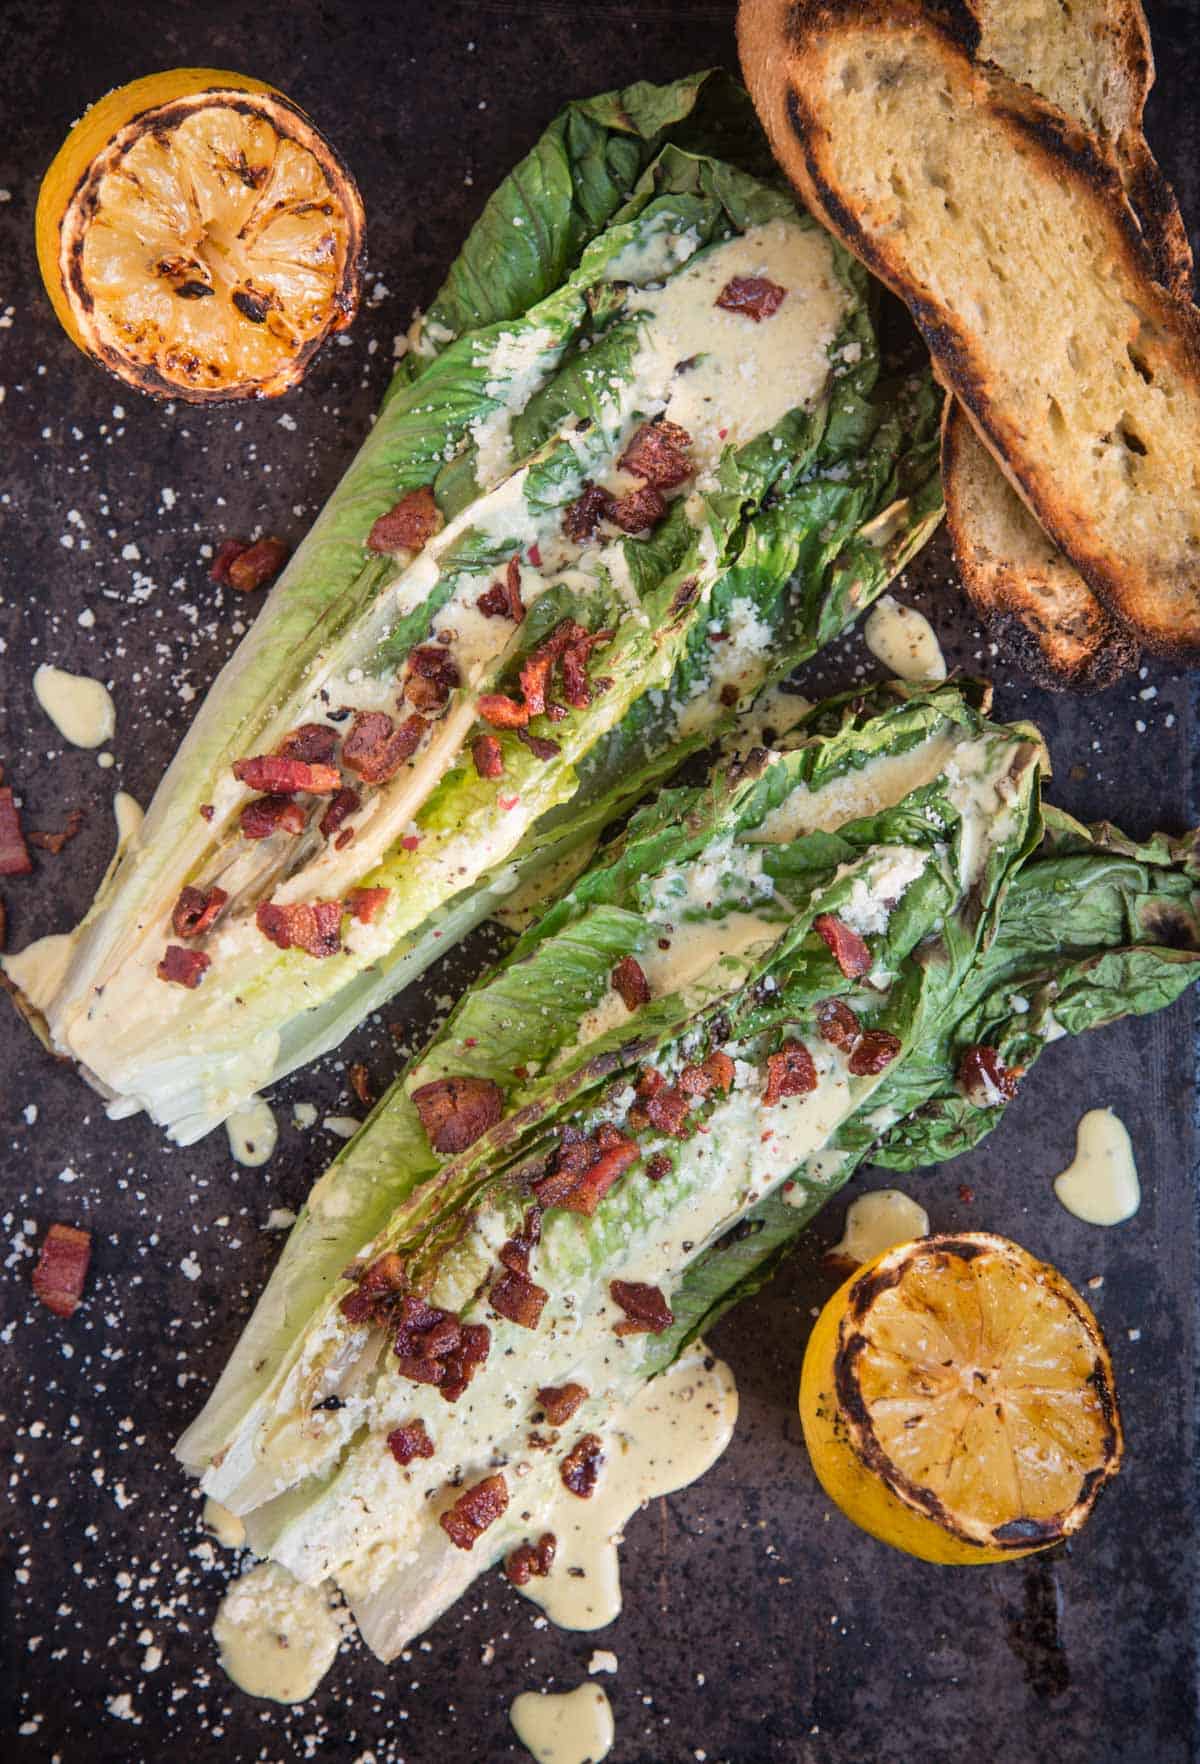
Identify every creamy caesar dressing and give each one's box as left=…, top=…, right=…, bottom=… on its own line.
left=520, top=1345, right=737, bottom=1630
left=469, top=324, right=567, bottom=484
left=113, top=790, right=143, bottom=845
left=1053, top=1110, right=1140, bottom=1226
left=510, top=1684, right=615, bottom=1764
left=205, top=1496, right=247, bottom=1550
left=604, top=216, right=703, bottom=285
left=4, top=933, right=75, bottom=1014
left=748, top=733, right=959, bottom=843
left=943, top=737, right=1031, bottom=885
left=213, top=1561, right=346, bottom=1703
left=226, top=1097, right=278, bottom=1168
left=675, top=594, right=779, bottom=736
left=33, top=663, right=116, bottom=748
left=834, top=845, right=928, bottom=937
left=830, top=1188, right=929, bottom=1264
left=863, top=594, right=948, bottom=682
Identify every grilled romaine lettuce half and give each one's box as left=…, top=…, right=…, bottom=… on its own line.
left=5, top=70, right=941, bottom=1145
left=177, top=682, right=1199, bottom=1661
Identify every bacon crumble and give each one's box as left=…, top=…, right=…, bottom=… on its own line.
left=715, top=275, right=787, bottom=321
left=342, top=710, right=427, bottom=784
left=536, top=1382, right=587, bottom=1427
left=517, top=728, right=561, bottom=761
left=957, top=1044, right=1021, bottom=1106
left=209, top=537, right=250, bottom=584
left=31, top=1222, right=92, bottom=1318
left=411, top=1074, right=504, bottom=1155
left=562, top=482, right=616, bottom=542
left=339, top=1251, right=407, bottom=1325
left=27, top=808, right=85, bottom=855
left=366, top=485, right=444, bottom=555
left=848, top=1029, right=902, bottom=1076
left=618, top=419, right=693, bottom=489
left=814, top=913, right=872, bottom=979
left=610, top=1279, right=674, bottom=1337
left=349, top=1063, right=373, bottom=1107
left=473, top=734, right=505, bottom=779
left=645, top=1152, right=672, bottom=1182
left=608, top=484, right=667, bottom=533
left=225, top=536, right=289, bottom=592
left=816, top=998, right=862, bottom=1050
left=319, top=786, right=360, bottom=840
left=678, top=1050, right=735, bottom=1097
left=764, top=1041, right=818, bottom=1105
left=404, top=645, right=461, bottom=712
left=156, top=944, right=211, bottom=988
left=533, top=1123, right=639, bottom=1215
left=391, top=1294, right=492, bottom=1402
left=611, top=955, right=650, bottom=1012
left=276, top=723, right=338, bottom=766
left=0, top=788, right=32, bottom=877
left=233, top=754, right=341, bottom=794
left=387, top=1418, right=435, bottom=1466
left=439, top=1472, right=509, bottom=1550
left=171, top=884, right=229, bottom=938
left=477, top=693, right=530, bottom=730
left=560, top=1433, right=604, bottom=1498
left=346, top=885, right=389, bottom=924
left=505, top=1532, right=556, bottom=1586
left=255, top=899, right=343, bottom=958
left=240, top=794, right=308, bottom=839
left=490, top=1268, right=549, bottom=1330
left=478, top=555, right=526, bottom=621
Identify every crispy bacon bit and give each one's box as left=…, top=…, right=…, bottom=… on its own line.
left=366, top=485, right=444, bottom=555
left=473, top=734, right=505, bottom=779
left=339, top=1250, right=407, bottom=1325
left=643, top=1085, right=691, bottom=1138
left=610, top=1279, right=674, bottom=1337
left=499, top=1207, right=543, bottom=1278
left=679, top=1050, right=736, bottom=1097
left=533, top=1123, right=639, bottom=1215
left=609, top=484, right=667, bottom=533
left=391, top=1294, right=461, bottom=1383
left=560, top=1433, right=604, bottom=1498
left=490, top=1268, right=549, bottom=1330
left=240, top=794, right=307, bottom=839
left=439, top=1473, right=508, bottom=1550
left=346, top=886, right=389, bottom=925
left=209, top=537, right=250, bottom=584
left=764, top=1041, right=818, bottom=1105
left=157, top=944, right=211, bottom=987
left=476, top=555, right=526, bottom=622
left=411, top=1074, right=504, bottom=1155
left=276, top=723, right=338, bottom=766
left=27, top=808, right=84, bottom=855
left=618, top=419, right=693, bottom=489
left=0, top=788, right=32, bottom=877
left=957, top=1044, right=1021, bottom=1107
left=562, top=482, right=615, bottom=542
left=637, top=1068, right=665, bottom=1099
left=404, top=645, right=461, bottom=712
left=441, top=1321, right=491, bottom=1403
left=813, top=913, right=872, bottom=979
left=342, top=711, right=426, bottom=784
left=255, top=899, right=343, bottom=959
left=199, top=803, right=215, bottom=822
left=387, top=1418, right=435, bottom=1466
left=234, top=754, right=341, bottom=794
left=349, top=1063, right=373, bottom=1107
left=537, top=1382, right=587, bottom=1427
left=816, top=998, right=862, bottom=1050
left=319, top=786, right=360, bottom=840
left=226, top=536, right=289, bottom=592
left=172, top=884, right=228, bottom=938
left=612, top=955, right=651, bottom=1012
left=505, top=1532, right=556, bottom=1586
left=478, top=693, right=529, bottom=730
left=848, top=1030, right=902, bottom=1076
left=646, top=1151, right=672, bottom=1182
left=715, top=275, right=787, bottom=321
left=517, top=728, right=561, bottom=761
left=32, top=1222, right=92, bottom=1318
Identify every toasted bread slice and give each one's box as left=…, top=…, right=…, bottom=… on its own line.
left=942, top=400, right=1139, bottom=691
left=943, top=0, right=1191, bottom=690
left=738, top=0, right=1200, bottom=656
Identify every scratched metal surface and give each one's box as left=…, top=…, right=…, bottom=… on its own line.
left=1, top=2, right=1197, bottom=1760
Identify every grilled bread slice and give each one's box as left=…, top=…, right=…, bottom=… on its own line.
left=738, top=0, right=1200, bottom=656
left=943, top=0, right=1192, bottom=690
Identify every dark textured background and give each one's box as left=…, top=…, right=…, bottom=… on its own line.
left=1, top=3, right=1198, bottom=1761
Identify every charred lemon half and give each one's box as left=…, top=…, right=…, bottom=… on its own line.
left=800, top=1232, right=1122, bottom=1564
left=36, top=69, right=364, bottom=401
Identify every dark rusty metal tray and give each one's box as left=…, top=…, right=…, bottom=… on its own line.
left=2, top=3, right=1197, bottom=1759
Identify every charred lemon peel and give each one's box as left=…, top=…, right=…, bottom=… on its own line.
left=37, top=69, right=364, bottom=401
left=800, top=1231, right=1123, bottom=1564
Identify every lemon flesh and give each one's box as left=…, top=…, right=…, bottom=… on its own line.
left=801, top=1232, right=1122, bottom=1564
left=38, top=73, right=363, bottom=400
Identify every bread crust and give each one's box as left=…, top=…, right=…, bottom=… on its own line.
left=739, top=0, right=1200, bottom=657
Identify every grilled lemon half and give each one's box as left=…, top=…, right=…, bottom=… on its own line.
left=36, top=69, right=364, bottom=401
left=800, top=1231, right=1122, bottom=1564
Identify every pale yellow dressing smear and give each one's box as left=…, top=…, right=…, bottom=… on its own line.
left=863, top=594, right=947, bottom=683
left=521, top=1344, right=737, bottom=1632
left=113, top=790, right=143, bottom=845
left=225, top=1097, right=278, bottom=1168
left=510, top=1683, right=614, bottom=1764
left=213, top=1561, right=345, bottom=1704
left=33, top=663, right=116, bottom=748
left=1053, top=1110, right=1140, bottom=1226
left=830, top=1188, right=929, bottom=1263
left=205, top=1497, right=247, bottom=1551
